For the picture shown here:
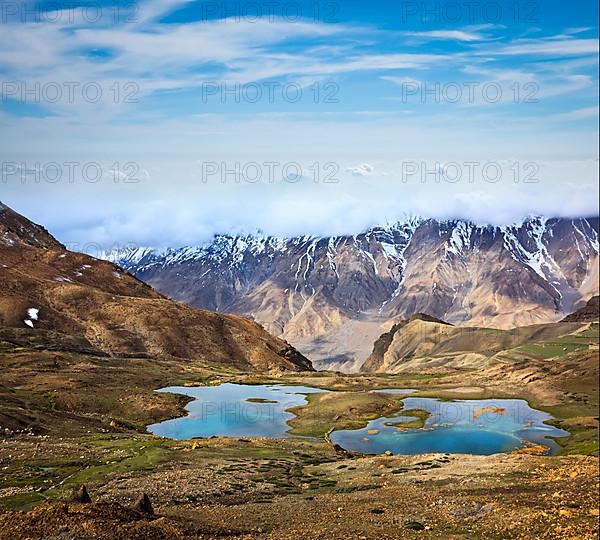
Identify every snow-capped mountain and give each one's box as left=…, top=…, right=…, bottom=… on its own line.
left=103, top=217, right=599, bottom=371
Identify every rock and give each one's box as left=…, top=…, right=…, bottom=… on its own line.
left=452, top=502, right=493, bottom=520
left=370, top=508, right=385, bottom=514
left=404, top=521, right=425, bottom=531
left=384, top=450, right=393, bottom=456
left=70, top=485, right=91, bottom=504
left=133, top=493, right=154, bottom=515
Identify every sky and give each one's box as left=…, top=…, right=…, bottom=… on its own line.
left=0, top=0, right=598, bottom=248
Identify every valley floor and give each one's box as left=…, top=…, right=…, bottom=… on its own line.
left=0, top=341, right=598, bottom=539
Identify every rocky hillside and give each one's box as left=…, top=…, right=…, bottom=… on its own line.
left=105, top=216, right=599, bottom=371
left=561, top=296, right=600, bottom=323
left=0, top=202, right=312, bottom=372
left=362, top=312, right=596, bottom=374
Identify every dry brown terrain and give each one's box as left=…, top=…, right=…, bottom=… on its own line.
left=0, top=437, right=598, bottom=540
left=0, top=335, right=598, bottom=539
left=0, top=202, right=311, bottom=372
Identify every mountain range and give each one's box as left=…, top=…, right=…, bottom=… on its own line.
left=104, top=216, right=600, bottom=371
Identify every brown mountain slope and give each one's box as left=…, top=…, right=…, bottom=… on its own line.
left=361, top=314, right=452, bottom=372
left=0, top=202, right=312, bottom=372
left=561, top=296, right=600, bottom=323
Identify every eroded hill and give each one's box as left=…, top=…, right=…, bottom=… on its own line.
left=362, top=313, right=598, bottom=375
left=0, top=202, right=312, bottom=372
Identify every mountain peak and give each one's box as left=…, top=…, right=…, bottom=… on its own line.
left=408, top=313, right=453, bottom=325
left=0, top=201, right=61, bottom=250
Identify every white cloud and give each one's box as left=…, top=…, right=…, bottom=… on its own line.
left=346, top=164, right=376, bottom=176
left=403, top=30, right=487, bottom=42
left=551, top=106, right=600, bottom=121
left=491, top=37, right=599, bottom=57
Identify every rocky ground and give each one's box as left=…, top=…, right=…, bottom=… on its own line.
left=0, top=434, right=598, bottom=539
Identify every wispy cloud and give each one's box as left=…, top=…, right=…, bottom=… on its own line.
left=402, top=29, right=488, bottom=42
left=551, top=106, right=600, bottom=121
left=490, top=37, right=599, bottom=56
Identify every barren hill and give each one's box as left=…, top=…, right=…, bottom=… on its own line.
left=362, top=311, right=596, bottom=374
left=0, top=202, right=312, bottom=372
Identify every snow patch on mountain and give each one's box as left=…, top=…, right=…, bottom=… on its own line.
left=502, top=218, right=564, bottom=287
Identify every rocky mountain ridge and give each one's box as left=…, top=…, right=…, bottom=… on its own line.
left=360, top=311, right=596, bottom=374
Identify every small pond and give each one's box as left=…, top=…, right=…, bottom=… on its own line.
left=329, top=397, right=569, bottom=456
left=148, top=383, right=325, bottom=440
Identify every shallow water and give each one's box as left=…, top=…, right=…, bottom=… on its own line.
left=147, top=383, right=325, bottom=440
left=148, top=384, right=569, bottom=455
left=330, top=397, right=569, bottom=456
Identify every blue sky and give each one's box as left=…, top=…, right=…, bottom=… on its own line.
left=0, top=0, right=598, bottom=247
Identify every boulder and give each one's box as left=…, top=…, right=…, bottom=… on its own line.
left=133, top=493, right=154, bottom=515
left=70, top=485, right=91, bottom=504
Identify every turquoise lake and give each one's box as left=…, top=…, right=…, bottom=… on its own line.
left=148, top=384, right=569, bottom=455
left=148, top=383, right=325, bottom=440
left=330, top=396, right=569, bottom=456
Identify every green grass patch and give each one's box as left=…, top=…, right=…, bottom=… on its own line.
left=287, top=391, right=405, bottom=438
left=393, top=409, right=430, bottom=429
left=515, top=335, right=595, bottom=359
left=0, top=491, right=46, bottom=511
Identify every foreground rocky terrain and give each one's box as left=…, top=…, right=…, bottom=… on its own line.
left=105, top=217, right=599, bottom=371
left=1, top=441, right=597, bottom=540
